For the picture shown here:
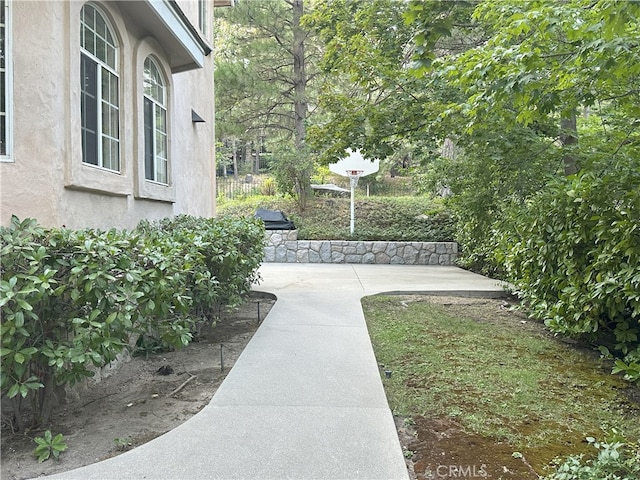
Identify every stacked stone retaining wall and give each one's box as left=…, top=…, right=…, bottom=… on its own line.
left=264, top=230, right=458, bottom=265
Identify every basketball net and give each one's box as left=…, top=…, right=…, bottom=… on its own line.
left=347, top=170, right=364, bottom=188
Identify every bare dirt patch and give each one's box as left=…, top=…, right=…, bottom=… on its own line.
left=398, top=416, right=539, bottom=480
left=1, top=292, right=274, bottom=480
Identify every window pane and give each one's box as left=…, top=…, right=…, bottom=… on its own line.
left=106, top=45, right=116, bottom=70
left=103, top=138, right=119, bottom=171
left=157, top=158, right=167, bottom=184
left=144, top=98, right=154, bottom=180
left=101, top=68, right=112, bottom=103
left=82, top=123, right=98, bottom=165
left=111, top=106, right=119, bottom=138
left=0, top=116, right=5, bottom=156
left=81, top=54, right=98, bottom=165
left=155, top=107, right=166, bottom=132
left=95, top=13, right=106, bottom=41
left=0, top=73, right=4, bottom=112
left=85, top=31, right=95, bottom=56
left=96, top=38, right=106, bottom=63
left=155, top=131, right=166, bottom=159
left=84, top=5, right=95, bottom=31
left=113, top=140, right=120, bottom=171
left=109, top=71, right=118, bottom=106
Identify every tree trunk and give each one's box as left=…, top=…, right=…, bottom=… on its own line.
left=292, top=0, right=310, bottom=209
left=560, top=111, right=578, bottom=176
left=38, top=369, right=58, bottom=426
left=254, top=137, right=261, bottom=174
left=232, top=138, right=238, bottom=180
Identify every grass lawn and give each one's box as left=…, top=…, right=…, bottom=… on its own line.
left=362, top=295, right=640, bottom=477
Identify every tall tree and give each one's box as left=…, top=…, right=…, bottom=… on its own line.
left=397, top=0, right=639, bottom=272
left=408, top=0, right=640, bottom=175
left=306, top=0, right=428, bottom=168
left=214, top=0, right=319, bottom=204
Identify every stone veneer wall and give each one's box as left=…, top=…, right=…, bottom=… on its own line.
left=264, top=230, right=458, bottom=265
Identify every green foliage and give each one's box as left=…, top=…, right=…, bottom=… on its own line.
left=306, top=0, right=435, bottom=165
left=218, top=196, right=455, bottom=242
left=401, top=0, right=640, bottom=284
left=544, top=433, right=640, bottom=480
left=611, top=356, right=640, bottom=384
left=215, top=0, right=319, bottom=204
left=414, top=124, right=560, bottom=275
left=33, top=431, right=68, bottom=463
left=415, top=0, right=640, bottom=128
left=1, top=215, right=264, bottom=431
left=260, top=177, right=277, bottom=196
left=267, top=141, right=315, bottom=208
left=496, top=158, right=640, bottom=378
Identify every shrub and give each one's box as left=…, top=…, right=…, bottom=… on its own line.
left=496, top=160, right=640, bottom=380
left=1, top=215, right=264, bottom=431
left=544, top=433, right=640, bottom=480
left=218, top=196, right=456, bottom=242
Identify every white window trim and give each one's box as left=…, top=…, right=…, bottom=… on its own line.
left=198, top=0, right=207, bottom=37
left=80, top=3, right=120, bottom=172
left=134, top=39, right=175, bottom=203
left=1, top=0, right=12, bottom=162
left=65, top=1, right=130, bottom=197
left=143, top=57, right=169, bottom=185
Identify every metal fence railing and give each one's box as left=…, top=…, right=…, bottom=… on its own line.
left=216, top=174, right=415, bottom=200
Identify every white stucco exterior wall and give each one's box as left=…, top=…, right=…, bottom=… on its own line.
left=0, top=0, right=216, bottom=229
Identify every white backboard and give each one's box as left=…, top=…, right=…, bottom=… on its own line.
left=329, top=149, right=380, bottom=177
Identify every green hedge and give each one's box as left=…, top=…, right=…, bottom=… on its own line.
left=496, top=163, right=640, bottom=382
left=218, top=195, right=456, bottom=242
left=0, top=215, right=264, bottom=430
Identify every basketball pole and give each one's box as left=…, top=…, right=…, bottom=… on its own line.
left=348, top=171, right=362, bottom=235
left=350, top=181, right=355, bottom=235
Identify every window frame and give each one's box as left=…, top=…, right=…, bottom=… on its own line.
left=1, top=0, right=12, bottom=162
left=80, top=2, right=120, bottom=172
left=198, top=0, right=207, bottom=36
left=143, top=56, right=169, bottom=185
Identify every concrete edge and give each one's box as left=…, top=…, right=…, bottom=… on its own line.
left=366, top=290, right=514, bottom=299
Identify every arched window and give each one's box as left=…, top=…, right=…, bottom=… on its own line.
left=80, top=3, right=119, bottom=171
left=143, top=57, right=168, bottom=184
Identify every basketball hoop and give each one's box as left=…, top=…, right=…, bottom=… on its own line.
left=329, top=150, right=379, bottom=235
left=346, top=169, right=364, bottom=188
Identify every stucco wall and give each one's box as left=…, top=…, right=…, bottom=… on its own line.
left=0, top=0, right=215, bottom=229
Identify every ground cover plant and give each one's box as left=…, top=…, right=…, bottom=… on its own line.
left=496, top=161, right=640, bottom=384
left=362, top=295, right=640, bottom=479
left=217, top=195, right=455, bottom=242
left=0, top=215, right=264, bottom=435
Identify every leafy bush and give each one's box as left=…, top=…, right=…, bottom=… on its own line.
left=218, top=195, right=456, bottom=242
left=1, top=218, right=141, bottom=430
left=544, top=433, right=640, bottom=480
left=496, top=160, right=640, bottom=380
left=1, top=215, right=264, bottom=431
left=136, top=215, right=264, bottom=312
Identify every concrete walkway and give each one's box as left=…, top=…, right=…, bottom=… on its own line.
left=42, top=264, right=506, bottom=480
